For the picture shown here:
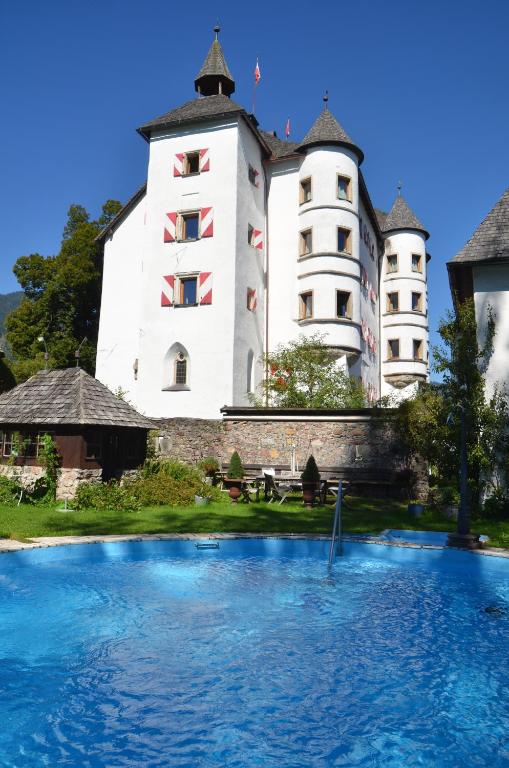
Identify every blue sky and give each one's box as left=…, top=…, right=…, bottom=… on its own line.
left=1, top=0, right=508, bottom=359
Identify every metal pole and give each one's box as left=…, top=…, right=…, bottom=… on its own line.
left=337, top=481, right=343, bottom=556
left=328, top=481, right=342, bottom=566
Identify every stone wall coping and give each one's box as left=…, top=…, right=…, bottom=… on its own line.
left=221, top=407, right=395, bottom=420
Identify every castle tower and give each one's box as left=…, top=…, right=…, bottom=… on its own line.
left=293, top=98, right=366, bottom=365
left=380, top=193, right=429, bottom=397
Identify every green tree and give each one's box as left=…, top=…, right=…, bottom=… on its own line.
left=254, top=333, right=365, bottom=408
left=6, top=199, right=122, bottom=380
left=396, top=298, right=508, bottom=513
left=0, top=354, right=16, bottom=393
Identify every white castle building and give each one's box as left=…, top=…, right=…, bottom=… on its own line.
left=96, top=28, right=430, bottom=419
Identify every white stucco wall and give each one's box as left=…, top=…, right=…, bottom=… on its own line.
left=473, top=262, right=509, bottom=398
left=266, top=157, right=301, bottom=352
left=232, top=119, right=266, bottom=403
left=96, top=193, right=146, bottom=403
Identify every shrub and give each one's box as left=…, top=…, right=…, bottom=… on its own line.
left=482, top=488, right=509, bottom=520
left=140, top=458, right=203, bottom=483
left=227, top=451, right=244, bottom=479
left=74, top=481, right=141, bottom=512
left=128, top=474, right=222, bottom=506
left=198, top=457, right=219, bottom=476
left=301, top=455, right=320, bottom=484
left=0, top=475, right=21, bottom=504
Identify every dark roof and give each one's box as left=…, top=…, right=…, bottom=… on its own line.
left=259, top=131, right=300, bottom=159
left=374, top=208, right=388, bottom=230
left=297, top=108, right=364, bottom=162
left=382, top=194, right=429, bottom=239
left=452, top=188, right=509, bottom=264
left=195, top=37, right=235, bottom=96
left=96, top=183, right=146, bottom=243
left=0, top=368, right=155, bottom=429
left=138, top=94, right=245, bottom=139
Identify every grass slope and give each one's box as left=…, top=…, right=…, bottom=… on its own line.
left=0, top=496, right=506, bottom=547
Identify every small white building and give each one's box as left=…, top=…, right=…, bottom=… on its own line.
left=96, top=28, right=430, bottom=419
left=448, top=187, right=509, bottom=398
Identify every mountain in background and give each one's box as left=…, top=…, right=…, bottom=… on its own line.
left=0, top=291, right=23, bottom=350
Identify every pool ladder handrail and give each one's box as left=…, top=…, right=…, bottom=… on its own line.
left=328, top=481, right=343, bottom=566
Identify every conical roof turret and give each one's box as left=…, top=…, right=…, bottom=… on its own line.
left=297, top=94, right=363, bottom=162
left=195, top=26, right=235, bottom=97
left=382, top=193, right=429, bottom=239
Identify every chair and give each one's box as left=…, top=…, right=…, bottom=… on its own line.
left=264, top=473, right=292, bottom=504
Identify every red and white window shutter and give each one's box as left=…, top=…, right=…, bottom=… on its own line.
left=247, top=288, right=257, bottom=312
left=253, top=229, right=263, bottom=250
left=199, top=148, right=210, bottom=172
left=200, top=207, right=214, bottom=238
left=161, top=275, right=175, bottom=306
left=173, top=154, right=185, bottom=177
left=164, top=212, right=177, bottom=242
left=199, top=272, right=213, bottom=305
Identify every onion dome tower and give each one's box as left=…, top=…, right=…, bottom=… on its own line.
left=381, top=190, right=429, bottom=393
left=194, top=26, right=235, bottom=97
left=294, top=94, right=364, bottom=362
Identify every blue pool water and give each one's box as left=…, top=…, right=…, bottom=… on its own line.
left=1, top=539, right=509, bottom=767
left=383, top=529, right=450, bottom=546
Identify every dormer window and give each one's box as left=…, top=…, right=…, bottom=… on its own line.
left=337, top=175, right=351, bottom=202
left=183, top=151, right=200, bottom=175
left=300, top=178, right=312, bottom=204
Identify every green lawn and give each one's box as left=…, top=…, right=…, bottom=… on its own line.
left=0, top=495, right=507, bottom=548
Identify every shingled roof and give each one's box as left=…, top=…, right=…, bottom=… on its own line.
left=382, top=194, right=429, bottom=239
left=297, top=108, right=364, bottom=162
left=0, top=368, right=155, bottom=429
left=259, top=131, right=300, bottom=159
left=138, top=94, right=245, bottom=139
left=195, top=35, right=234, bottom=92
left=452, top=188, right=509, bottom=264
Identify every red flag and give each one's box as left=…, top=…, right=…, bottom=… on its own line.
left=285, top=118, right=290, bottom=139
left=254, top=59, right=261, bottom=85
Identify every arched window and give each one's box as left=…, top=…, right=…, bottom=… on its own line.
left=163, top=343, right=190, bottom=391
left=175, top=352, right=187, bottom=385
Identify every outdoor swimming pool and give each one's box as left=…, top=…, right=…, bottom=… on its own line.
left=0, top=539, right=508, bottom=767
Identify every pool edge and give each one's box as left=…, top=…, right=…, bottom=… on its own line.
left=1, top=532, right=508, bottom=560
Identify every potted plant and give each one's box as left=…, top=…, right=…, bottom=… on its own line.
left=440, top=486, right=460, bottom=520
left=198, top=457, right=219, bottom=485
left=408, top=500, right=425, bottom=517
left=224, top=451, right=245, bottom=503
left=301, top=455, right=320, bottom=507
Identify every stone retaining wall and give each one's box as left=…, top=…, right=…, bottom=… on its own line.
left=0, top=465, right=102, bottom=500
left=154, top=410, right=428, bottom=499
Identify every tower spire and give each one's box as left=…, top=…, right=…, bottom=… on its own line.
left=323, top=90, right=329, bottom=109
left=195, top=27, right=235, bottom=97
